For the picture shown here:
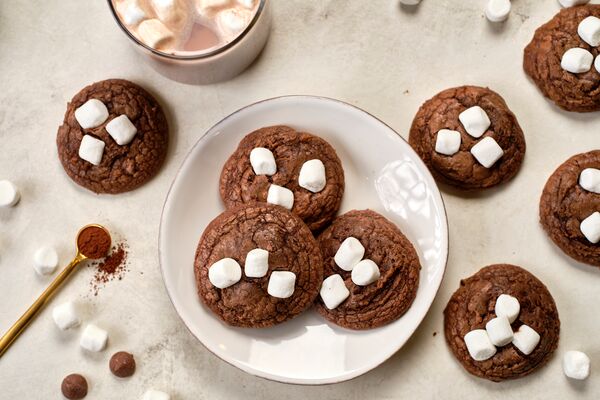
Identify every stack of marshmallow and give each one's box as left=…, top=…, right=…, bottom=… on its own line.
left=561, top=15, right=600, bottom=74
left=115, top=0, right=256, bottom=52
left=209, top=249, right=297, bottom=298
left=435, top=106, right=504, bottom=169
left=463, top=294, right=541, bottom=361
left=75, top=99, right=138, bottom=166
left=320, top=237, right=381, bottom=310
left=249, top=146, right=327, bottom=211
left=578, top=168, right=600, bottom=244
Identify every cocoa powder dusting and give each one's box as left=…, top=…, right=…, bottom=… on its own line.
left=78, top=226, right=111, bottom=259
left=88, top=241, right=129, bottom=296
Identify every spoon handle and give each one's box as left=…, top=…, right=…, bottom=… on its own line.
left=0, top=254, right=86, bottom=358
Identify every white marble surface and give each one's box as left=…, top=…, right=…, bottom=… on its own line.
left=0, top=0, right=598, bottom=398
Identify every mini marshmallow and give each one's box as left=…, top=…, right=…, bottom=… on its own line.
left=151, top=0, right=184, bottom=23
left=238, top=0, right=255, bottom=8
left=485, top=0, right=511, bottom=23
left=0, top=180, right=20, bottom=207
left=580, top=211, right=600, bottom=244
left=464, top=329, right=497, bottom=361
left=142, top=389, right=171, bottom=400
left=578, top=16, right=600, bottom=47
left=579, top=168, right=600, bottom=194
left=470, top=136, right=504, bottom=168
left=33, top=246, right=58, bottom=276
left=267, top=184, right=294, bottom=210
left=217, top=8, right=249, bottom=37
left=138, top=19, right=174, bottom=49
left=561, top=48, right=593, bottom=73
left=75, top=99, right=109, bottom=129
left=208, top=258, right=242, bottom=289
left=485, top=316, right=513, bottom=346
left=249, top=147, right=276, bottom=175
left=351, top=259, right=380, bottom=286
left=559, top=0, right=590, bottom=7
left=106, top=115, right=138, bottom=145
left=459, top=106, right=490, bottom=138
left=245, top=248, right=269, bottom=278
left=435, top=129, right=461, bottom=156
left=334, top=237, right=365, bottom=272
left=118, top=0, right=147, bottom=26
left=78, top=135, right=106, bottom=166
left=80, top=324, right=108, bottom=352
left=320, top=274, right=350, bottom=310
left=52, top=302, right=80, bottom=330
left=512, top=324, right=540, bottom=355
left=298, top=159, right=326, bottom=193
left=595, top=54, right=600, bottom=73
left=267, top=271, right=296, bottom=298
left=195, top=0, right=229, bottom=17
left=495, top=294, right=520, bottom=323
left=563, top=350, right=591, bottom=380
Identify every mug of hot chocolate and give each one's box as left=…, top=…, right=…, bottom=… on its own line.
left=108, top=0, right=271, bottom=84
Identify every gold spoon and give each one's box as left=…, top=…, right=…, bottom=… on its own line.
left=0, top=224, right=111, bottom=358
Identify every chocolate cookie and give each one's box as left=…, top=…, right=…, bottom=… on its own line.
left=524, top=5, right=600, bottom=112
left=540, top=150, right=600, bottom=267
left=219, top=125, right=344, bottom=232
left=314, top=210, right=420, bottom=330
left=57, top=79, right=168, bottom=194
left=409, top=86, right=526, bottom=190
left=444, top=264, right=560, bottom=382
left=195, top=203, right=323, bottom=328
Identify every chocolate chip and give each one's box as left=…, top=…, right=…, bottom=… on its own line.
left=109, top=351, right=136, bottom=378
left=61, top=374, right=88, bottom=399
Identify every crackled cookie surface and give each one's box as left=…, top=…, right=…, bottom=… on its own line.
left=409, top=86, right=525, bottom=190
left=524, top=5, right=600, bottom=112
left=540, top=150, right=600, bottom=267
left=315, top=210, right=420, bottom=330
left=444, top=264, right=560, bottom=382
left=57, top=79, right=168, bottom=194
left=195, top=203, right=323, bottom=328
left=219, top=125, right=344, bottom=232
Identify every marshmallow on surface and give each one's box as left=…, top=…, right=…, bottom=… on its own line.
left=320, top=274, right=349, bottom=310
left=578, top=16, right=600, bottom=47
left=249, top=147, right=276, bottom=175
left=216, top=7, right=252, bottom=39
left=495, top=294, right=520, bottom=323
left=106, top=115, right=138, bottom=145
left=485, top=0, right=511, bottom=23
left=580, top=212, right=600, bottom=244
left=208, top=258, right=242, bottom=288
left=512, top=324, right=540, bottom=355
left=579, top=168, right=600, bottom=194
left=435, top=129, right=461, bottom=156
left=267, top=184, right=294, bottom=210
left=470, top=136, right=503, bottom=168
left=138, top=19, right=175, bottom=49
left=563, top=350, right=591, bottom=380
left=78, top=135, right=106, bottom=166
left=485, top=316, right=513, bottom=347
left=244, top=248, right=269, bottom=278
left=117, top=0, right=148, bottom=26
left=75, top=99, right=109, bottom=129
left=0, top=180, right=20, bottom=207
left=80, top=324, right=108, bottom=352
left=561, top=48, right=593, bottom=73
left=334, top=237, right=365, bottom=271
left=33, top=246, right=59, bottom=276
left=267, top=271, right=296, bottom=299
left=299, top=159, right=326, bottom=193
left=459, top=106, right=490, bottom=138
left=464, top=329, right=496, bottom=361
left=351, top=259, right=380, bottom=286
left=142, top=389, right=171, bottom=400
left=52, top=302, right=80, bottom=330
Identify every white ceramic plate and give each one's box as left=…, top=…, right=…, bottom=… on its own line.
left=159, top=96, right=448, bottom=385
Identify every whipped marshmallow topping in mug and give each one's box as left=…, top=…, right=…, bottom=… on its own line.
left=113, top=0, right=259, bottom=55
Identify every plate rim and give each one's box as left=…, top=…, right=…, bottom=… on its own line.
left=158, top=94, right=449, bottom=385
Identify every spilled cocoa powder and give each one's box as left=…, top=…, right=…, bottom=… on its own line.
left=88, top=240, right=129, bottom=296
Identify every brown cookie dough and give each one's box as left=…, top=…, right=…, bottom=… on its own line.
left=57, top=79, right=169, bottom=194
left=314, top=210, right=420, bottom=330
left=409, top=86, right=526, bottom=190
left=195, top=203, right=324, bottom=328
left=540, top=150, right=600, bottom=267
left=219, top=125, right=344, bottom=232
left=444, top=264, right=560, bottom=382
left=524, top=5, right=600, bottom=112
